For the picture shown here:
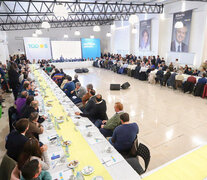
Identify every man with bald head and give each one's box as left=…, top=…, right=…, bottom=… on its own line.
left=75, top=94, right=108, bottom=123
left=15, top=91, right=28, bottom=117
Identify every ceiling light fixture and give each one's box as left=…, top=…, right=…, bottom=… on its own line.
left=106, top=32, right=112, bottom=37
left=54, top=4, right=68, bottom=18
left=32, top=33, right=38, bottom=37
left=129, top=14, right=139, bottom=24
left=35, top=29, right=42, bottom=35
left=74, top=30, right=80, bottom=36
left=64, top=34, right=68, bottom=38
left=93, top=25, right=101, bottom=32
left=132, top=27, right=137, bottom=34
left=41, top=21, right=50, bottom=29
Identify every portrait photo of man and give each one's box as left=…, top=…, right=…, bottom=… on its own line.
left=171, top=24, right=188, bottom=52
left=170, top=10, right=192, bottom=53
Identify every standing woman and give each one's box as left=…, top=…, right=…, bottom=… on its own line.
left=8, top=62, right=20, bottom=100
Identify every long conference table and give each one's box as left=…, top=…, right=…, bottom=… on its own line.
left=31, top=65, right=140, bottom=180
left=49, top=61, right=93, bottom=69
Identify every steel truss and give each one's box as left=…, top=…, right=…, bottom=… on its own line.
left=0, top=0, right=164, bottom=31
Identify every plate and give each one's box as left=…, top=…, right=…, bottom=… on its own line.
left=57, top=120, right=64, bottom=124
left=81, top=166, right=94, bottom=176
left=57, top=116, right=64, bottom=120
left=62, top=140, right=72, bottom=147
left=67, top=160, right=79, bottom=168
left=46, top=123, right=53, bottom=130
left=91, top=176, right=104, bottom=180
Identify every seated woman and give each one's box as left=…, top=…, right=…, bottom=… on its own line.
left=108, top=113, right=139, bottom=154
left=11, top=137, right=49, bottom=180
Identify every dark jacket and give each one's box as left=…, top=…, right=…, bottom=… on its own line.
left=80, top=99, right=108, bottom=122
left=6, top=130, right=28, bottom=161
left=8, top=69, right=20, bottom=89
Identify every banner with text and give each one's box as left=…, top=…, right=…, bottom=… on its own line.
left=24, top=37, right=52, bottom=62
left=81, top=38, right=101, bottom=59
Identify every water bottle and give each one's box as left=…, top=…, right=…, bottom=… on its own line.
left=56, top=135, right=61, bottom=146
left=65, top=145, right=70, bottom=158
left=76, top=171, right=85, bottom=180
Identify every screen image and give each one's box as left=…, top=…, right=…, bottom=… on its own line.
left=81, top=38, right=101, bottom=59
left=171, top=10, right=192, bottom=53
left=24, top=37, right=52, bottom=61
left=51, top=41, right=82, bottom=59
left=139, top=19, right=151, bottom=51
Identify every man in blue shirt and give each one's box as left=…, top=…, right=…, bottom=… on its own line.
left=109, top=113, right=138, bottom=153
left=63, top=76, right=75, bottom=98
left=198, top=73, right=207, bottom=84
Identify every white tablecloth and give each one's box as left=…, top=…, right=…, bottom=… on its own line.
left=33, top=65, right=140, bottom=180
left=49, top=61, right=93, bottom=69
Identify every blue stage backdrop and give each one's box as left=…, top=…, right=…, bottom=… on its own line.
left=81, top=38, right=101, bottom=59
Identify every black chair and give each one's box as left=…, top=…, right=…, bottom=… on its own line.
left=8, top=106, right=17, bottom=132
left=126, top=143, right=151, bottom=175
left=194, top=83, right=204, bottom=97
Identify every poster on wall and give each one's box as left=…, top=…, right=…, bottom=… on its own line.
left=81, top=38, right=101, bottom=59
left=170, top=10, right=192, bottom=53
left=23, top=37, right=52, bottom=62
left=139, top=19, right=151, bottom=51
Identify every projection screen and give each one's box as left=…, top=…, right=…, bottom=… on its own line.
left=51, top=41, right=82, bottom=59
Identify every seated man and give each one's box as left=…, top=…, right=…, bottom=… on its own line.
left=109, top=113, right=138, bottom=153
left=155, top=67, right=164, bottom=83
left=75, top=94, right=108, bottom=123
left=187, top=75, right=197, bottom=84
left=21, top=100, right=46, bottom=123
left=71, top=82, right=87, bottom=104
left=22, top=81, right=36, bottom=96
left=81, top=89, right=96, bottom=112
left=82, top=84, right=93, bottom=107
left=99, top=102, right=124, bottom=137
left=175, top=71, right=184, bottom=89
left=73, top=74, right=79, bottom=84
left=5, top=118, right=29, bottom=161
left=63, top=76, right=75, bottom=98
left=198, top=73, right=207, bottom=84
left=15, top=91, right=28, bottom=117
left=26, top=112, right=44, bottom=139
left=20, top=159, right=52, bottom=180
left=161, top=69, right=171, bottom=86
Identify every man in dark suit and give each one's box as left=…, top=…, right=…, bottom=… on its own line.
left=75, top=94, right=108, bottom=123
left=171, top=25, right=188, bottom=52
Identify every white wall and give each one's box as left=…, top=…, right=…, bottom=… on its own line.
left=6, top=25, right=111, bottom=56
left=158, top=1, right=207, bottom=67
left=0, top=31, right=9, bottom=64
left=110, top=14, right=160, bottom=58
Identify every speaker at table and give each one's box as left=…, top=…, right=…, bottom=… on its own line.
left=110, top=84, right=120, bottom=90
left=121, top=82, right=130, bottom=89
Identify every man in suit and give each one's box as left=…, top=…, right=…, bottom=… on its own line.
left=75, top=94, right=108, bottom=123
left=171, top=25, right=188, bottom=52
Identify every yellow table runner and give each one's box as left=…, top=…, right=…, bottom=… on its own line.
left=143, top=145, right=207, bottom=180
left=33, top=67, right=112, bottom=180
